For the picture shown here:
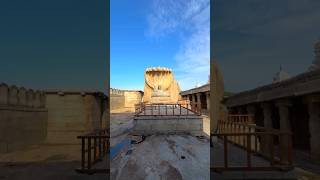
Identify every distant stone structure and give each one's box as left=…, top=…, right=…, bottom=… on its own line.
left=180, top=83, right=210, bottom=114
left=110, top=88, right=143, bottom=111
left=0, top=83, right=47, bottom=153
left=123, top=90, right=143, bottom=108
left=273, top=66, right=291, bottom=83
left=180, top=59, right=226, bottom=133
left=143, top=67, right=180, bottom=104
left=309, top=40, right=320, bottom=71
left=224, top=41, right=320, bottom=161
left=110, top=88, right=125, bottom=110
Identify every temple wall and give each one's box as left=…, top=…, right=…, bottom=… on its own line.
left=124, top=91, right=143, bottom=108
left=110, top=88, right=143, bottom=111
left=110, top=88, right=125, bottom=110
left=0, top=83, right=47, bottom=153
left=45, top=92, right=107, bottom=145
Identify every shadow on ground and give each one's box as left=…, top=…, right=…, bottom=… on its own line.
left=0, top=161, right=108, bottom=180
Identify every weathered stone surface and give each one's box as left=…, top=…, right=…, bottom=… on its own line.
left=124, top=91, right=143, bottom=108
left=44, top=91, right=107, bottom=145
left=110, top=94, right=125, bottom=110
left=143, top=67, right=180, bottom=104
left=0, top=104, right=47, bottom=153
left=110, top=88, right=143, bottom=111
left=133, top=116, right=203, bottom=135
left=0, top=83, right=8, bottom=105
left=211, top=59, right=225, bottom=131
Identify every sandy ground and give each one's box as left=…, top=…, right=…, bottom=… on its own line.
left=0, top=161, right=107, bottom=180
left=110, top=111, right=210, bottom=180
left=0, top=144, right=108, bottom=180
left=0, top=144, right=80, bottom=162
left=0, top=124, right=110, bottom=179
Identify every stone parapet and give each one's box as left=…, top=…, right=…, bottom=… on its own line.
left=224, top=70, right=320, bottom=107
left=0, top=83, right=46, bottom=108
left=0, top=83, right=48, bottom=153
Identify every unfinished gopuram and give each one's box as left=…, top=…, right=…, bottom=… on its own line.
left=224, top=40, right=320, bottom=162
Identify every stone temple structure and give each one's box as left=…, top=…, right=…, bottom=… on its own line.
left=180, top=59, right=226, bottom=132
left=143, top=67, right=180, bottom=104
left=309, top=39, right=320, bottom=71
left=224, top=40, right=320, bottom=161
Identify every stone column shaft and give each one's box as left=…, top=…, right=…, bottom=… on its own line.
left=191, top=94, right=196, bottom=111
left=276, top=99, right=292, bottom=164
left=246, top=105, right=256, bottom=124
left=260, top=103, right=273, bottom=157
left=206, top=92, right=210, bottom=110
left=306, top=95, right=320, bottom=161
left=196, top=93, right=201, bottom=112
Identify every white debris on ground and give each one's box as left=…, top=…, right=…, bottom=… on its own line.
left=110, top=112, right=210, bottom=180
left=111, top=134, right=210, bottom=180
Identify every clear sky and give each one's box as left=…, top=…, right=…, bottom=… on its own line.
left=0, top=0, right=107, bottom=92
left=111, top=0, right=210, bottom=91
left=214, top=0, right=320, bottom=93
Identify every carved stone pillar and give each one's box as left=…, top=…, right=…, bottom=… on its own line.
left=0, top=83, right=9, bottom=105
left=305, top=95, right=320, bottom=161
left=246, top=105, right=256, bottom=124
left=196, top=93, right=201, bottom=112
left=260, top=103, right=273, bottom=156
left=191, top=94, right=196, bottom=111
left=237, top=106, right=246, bottom=114
left=206, top=92, right=210, bottom=110
left=276, top=99, right=292, bottom=164
left=228, top=107, right=237, bottom=114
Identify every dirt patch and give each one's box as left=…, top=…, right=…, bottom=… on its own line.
left=160, top=161, right=183, bottom=180
left=44, top=154, right=68, bottom=162
left=165, top=137, right=177, bottom=155
left=117, top=160, right=146, bottom=180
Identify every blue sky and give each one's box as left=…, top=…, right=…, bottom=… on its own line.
left=111, top=0, right=210, bottom=91
left=0, top=0, right=107, bottom=92
left=2, top=0, right=319, bottom=94
left=214, top=0, right=320, bottom=92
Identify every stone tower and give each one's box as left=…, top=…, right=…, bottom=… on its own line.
left=273, top=66, right=291, bottom=83
left=309, top=40, right=320, bottom=71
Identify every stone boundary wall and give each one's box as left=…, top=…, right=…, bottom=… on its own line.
left=110, top=88, right=125, bottom=110
left=110, top=88, right=124, bottom=96
left=0, top=83, right=48, bottom=153
left=124, top=91, right=143, bottom=109
left=110, top=88, right=143, bottom=111
left=45, top=91, right=108, bottom=145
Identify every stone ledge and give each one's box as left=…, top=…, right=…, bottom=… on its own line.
left=0, top=106, right=47, bottom=112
